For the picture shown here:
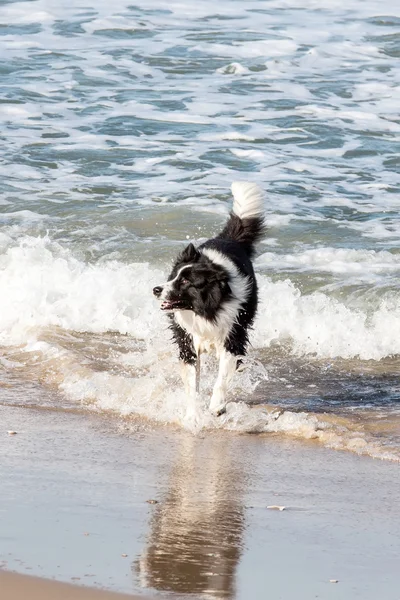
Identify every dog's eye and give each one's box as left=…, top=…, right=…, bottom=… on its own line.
left=181, top=278, right=190, bottom=285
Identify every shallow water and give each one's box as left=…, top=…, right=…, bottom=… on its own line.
left=1, top=0, right=400, bottom=461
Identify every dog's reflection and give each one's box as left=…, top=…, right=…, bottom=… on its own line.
left=135, top=434, right=245, bottom=598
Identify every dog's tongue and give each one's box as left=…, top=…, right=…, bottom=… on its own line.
left=161, top=301, right=173, bottom=310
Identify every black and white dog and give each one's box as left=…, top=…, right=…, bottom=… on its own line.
left=153, top=182, right=265, bottom=421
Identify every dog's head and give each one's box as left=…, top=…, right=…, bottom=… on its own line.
left=153, top=244, right=231, bottom=319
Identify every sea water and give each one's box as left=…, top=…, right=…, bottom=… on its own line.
left=1, top=0, right=400, bottom=460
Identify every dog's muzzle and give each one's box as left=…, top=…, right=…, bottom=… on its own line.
left=153, top=286, right=163, bottom=298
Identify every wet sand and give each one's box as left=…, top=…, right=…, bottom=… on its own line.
left=1, top=403, right=399, bottom=599
left=0, top=570, right=154, bottom=600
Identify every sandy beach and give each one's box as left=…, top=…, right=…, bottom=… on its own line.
left=0, top=571, right=154, bottom=600
left=1, top=403, right=399, bottom=600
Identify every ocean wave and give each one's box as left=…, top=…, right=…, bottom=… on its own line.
left=1, top=236, right=400, bottom=361
left=0, top=236, right=164, bottom=345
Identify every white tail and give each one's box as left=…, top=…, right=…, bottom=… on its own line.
left=231, top=181, right=264, bottom=220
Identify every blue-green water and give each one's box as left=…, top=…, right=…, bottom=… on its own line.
left=0, top=0, right=400, bottom=460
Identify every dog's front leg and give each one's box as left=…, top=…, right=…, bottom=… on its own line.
left=169, top=319, right=201, bottom=423
left=209, top=350, right=237, bottom=417
left=180, top=359, right=201, bottom=423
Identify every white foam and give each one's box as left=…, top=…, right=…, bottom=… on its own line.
left=216, top=63, right=250, bottom=75
left=0, top=210, right=51, bottom=222
left=196, top=39, right=298, bottom=58
left=344, top=220, right=400, bottom=241
left=15, top=337, right=400, bottom=461
left=264, top=213, right=296, bottom=228
left=253, top=277, right=400, bottom=360
left=230, top=148, right=265, bottom=160
left=0, top=6, right=54, bottom=24
left=256, top=247, right=400, bottom=275
left=1, top=236, right=400, bottom=362
left=296, top=104, right=400, bottom=133
left=0, top=236, right=165, bottom=345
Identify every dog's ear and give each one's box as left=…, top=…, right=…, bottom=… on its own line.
left=180, top=243, right=199, bottom=263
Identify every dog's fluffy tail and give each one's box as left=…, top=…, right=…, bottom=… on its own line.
left=217, top=182, right=265, bottom=257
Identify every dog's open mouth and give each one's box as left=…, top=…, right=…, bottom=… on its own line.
left=160, top=300, right=189, bottom=311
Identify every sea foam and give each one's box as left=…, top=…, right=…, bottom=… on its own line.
left=1, top=236, right=400, bottom=361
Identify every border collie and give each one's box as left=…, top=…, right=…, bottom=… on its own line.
left=153, top=182, right=265, bottom=421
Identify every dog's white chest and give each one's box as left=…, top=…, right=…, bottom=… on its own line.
left=175, top=310, right=228, bottom=355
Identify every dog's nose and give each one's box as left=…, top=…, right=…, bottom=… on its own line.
left=153, top=286, right=163, bottom=298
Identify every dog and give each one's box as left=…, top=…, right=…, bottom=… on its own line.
left=153, top=182, right=265, bottom=421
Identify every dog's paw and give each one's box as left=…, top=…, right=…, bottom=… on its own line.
left=184, top=406, right=203, bottom=430
left=209, top=388, right=227, bottom=417
left=209, top=403, right=227, bottom=418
